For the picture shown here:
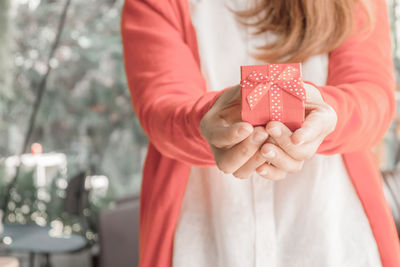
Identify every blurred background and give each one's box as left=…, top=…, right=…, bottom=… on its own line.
left=0, top=0, right=399, bottom=266
left=0, top=0, right=145, bottom=266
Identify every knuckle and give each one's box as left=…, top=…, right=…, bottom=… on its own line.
left=282, top=140, right=293, bottom=149
left=239, top=145, right=250, bottom=157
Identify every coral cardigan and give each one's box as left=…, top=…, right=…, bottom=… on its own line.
left=121, top=0, right=400, bottom=266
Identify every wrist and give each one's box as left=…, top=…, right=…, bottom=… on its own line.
left=303, top=81, right=325, bottom=103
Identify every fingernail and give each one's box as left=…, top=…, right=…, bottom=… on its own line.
left=269, top=127, right=281, bottom=137
left=252, top=131, right=268, bottom=144
left=262, top=149, right=275, bottom=158
left=238, top=126, right=252, bottom=136
left=259, top=169, right=268, bottom=176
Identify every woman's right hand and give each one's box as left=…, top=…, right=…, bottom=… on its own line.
left=200, top=85, right=270, bottom=175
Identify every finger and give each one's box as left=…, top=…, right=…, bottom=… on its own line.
left=207, top=121, right=254, bottom=148
left=259, top=143, right=304, bottom=173
left=291, top=110, right=324, bottom=145
left=215, top=127, right=268, bottom=174
left=255, top=163, right=288, bottom=181
left=232, top=146, right=268, bottom=179
left=266, top=135, right=277, bottom=145
left=265, top=120, right=316, bottom=161
left=303, top=82, right=324, bottom=104
left=265, top=120, right=295, bottom=152
left=291, top=103, right=336, bottom=145
left=233, top=138, right=302, bottom=179
left=212, top=84, right=241, bottom=108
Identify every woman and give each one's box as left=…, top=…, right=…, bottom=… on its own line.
left=121, top=0, right=400, bottom=266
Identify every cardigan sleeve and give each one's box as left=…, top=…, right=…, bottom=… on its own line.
left=314, top=0, right=396, bottom=155
left=121, top=0, right=223, bottom=166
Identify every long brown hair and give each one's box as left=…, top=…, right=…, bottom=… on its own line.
left=232, top=0, right=374, bottom=63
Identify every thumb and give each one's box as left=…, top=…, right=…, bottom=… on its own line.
left=212, top=84, right=241, bottom=108
left=208, top=121, right=253, bottom=148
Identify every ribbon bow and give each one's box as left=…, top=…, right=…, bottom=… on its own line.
left=240, top=65, right=305, bottom=122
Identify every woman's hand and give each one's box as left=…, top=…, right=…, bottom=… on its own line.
left=255, top=84, right=338, bottom=180
left=201, top=83, right=337, bottom=180
left=200, top=85, right=270, bottom=174
left=232, top=128, right=305, bottom=179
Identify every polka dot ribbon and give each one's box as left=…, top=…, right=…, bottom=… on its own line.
left=240, top=64, right=306, bottom=121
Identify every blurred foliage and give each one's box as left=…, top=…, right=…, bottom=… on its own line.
left=0, top=0, right=12, bottom=111
left=0, top=0, right=147, bottom=241
left=0, top=161, right=106, bottom=242
left=384, top=0, right=400, bottom=170
left=389, top=0, right=400, bottom=81
left=1, top=0, right=147, bottom=198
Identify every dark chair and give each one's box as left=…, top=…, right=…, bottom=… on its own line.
left=98, top=194, right=140, bottom=267
left=0, top=171, right=90, bottom=267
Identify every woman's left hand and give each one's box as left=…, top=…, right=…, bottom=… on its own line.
left=233, top=84, right=337, bottom=180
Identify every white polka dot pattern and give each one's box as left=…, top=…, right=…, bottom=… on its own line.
left=240, top=64, right=306, bottom=122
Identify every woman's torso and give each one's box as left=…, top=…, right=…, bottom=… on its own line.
left=172, top=0, right=382, bottom=266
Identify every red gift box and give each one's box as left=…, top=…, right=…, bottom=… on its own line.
left=240, top=63, right=306, bottom=131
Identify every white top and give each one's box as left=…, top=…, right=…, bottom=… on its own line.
left=172, top=0, right=382, bottom=266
